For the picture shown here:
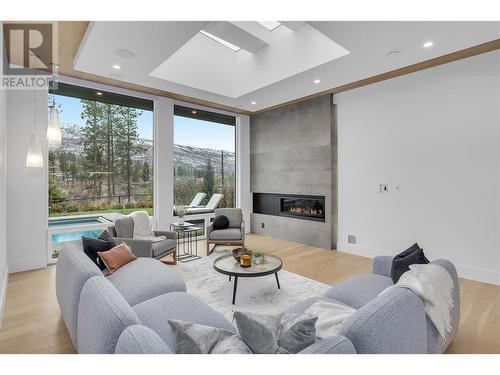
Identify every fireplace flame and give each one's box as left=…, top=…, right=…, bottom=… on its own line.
left=289, top=206, right=323, bottom=217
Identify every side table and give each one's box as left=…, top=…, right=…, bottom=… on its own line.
left=169, top=222, right=201, bottom=262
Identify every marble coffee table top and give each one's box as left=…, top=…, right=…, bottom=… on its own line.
left=213, top=254, right=282, bottom=277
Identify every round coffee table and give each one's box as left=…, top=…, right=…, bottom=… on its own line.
left=213, top=254, right=282, bottom=304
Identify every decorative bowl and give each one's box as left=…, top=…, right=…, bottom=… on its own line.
left=232, top=247, right=252, bottom=262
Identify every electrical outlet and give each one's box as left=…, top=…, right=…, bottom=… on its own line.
left=261, top=222, right=265, bottom=229
left=348, top=235, right=356, bottom=244
left=379, top=184, right=388, bottom=193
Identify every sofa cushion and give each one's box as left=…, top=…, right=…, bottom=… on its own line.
left=152, top=239, right=177, bottom=258
left=324, top=274, right=393, bottom=309
left=106, top=258, right=186, bottom=306
left=339, top=287, right=427, bottom=354
left=78, top=276, right=141, bottom=354
left=115, top=325, right=172, bottom=354
left=115, top=216, right=134, bottom=238
left=209, top=228, right=241, bottom=241
left=298, top=335, right=356, bottom=354
left=133, top=292, right=235, bottom=352
left=56, top=246, right=104, bottom=350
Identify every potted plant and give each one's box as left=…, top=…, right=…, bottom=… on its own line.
left=174, top=205, right=187, bottom=225
left=252, top=251, right=265, bottom=265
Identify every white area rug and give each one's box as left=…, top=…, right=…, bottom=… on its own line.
left=178, top=249, right=330, bottom=321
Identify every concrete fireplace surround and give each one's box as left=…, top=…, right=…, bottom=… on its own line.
left=250, top=95, right=337, bottom=249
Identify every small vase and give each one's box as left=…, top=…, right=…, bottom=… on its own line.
left=253, top=256, right=262, bottom=265
left=178, top=217, right=184, bottom=225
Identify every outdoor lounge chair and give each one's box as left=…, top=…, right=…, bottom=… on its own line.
left=185, top=193, right=224, bottom=214
left=188, top=192, right=206, bottom=207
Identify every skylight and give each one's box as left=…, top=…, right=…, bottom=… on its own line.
left=257, top=21, right=282, bottom=31
left=200, top=30, right=241, bottom=52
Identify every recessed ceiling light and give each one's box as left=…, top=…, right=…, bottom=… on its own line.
left=314, top=79, right=321, bottom=84
left=116, top=49, right=135, bottom=59
left=96, top=92, right=103, bottom=96
left=113, top=64, right=121, bottom=70
left=200, top=30, right=241, bottom=52
left=386, top=49, right=403, bottom=57
left=251, top=101, right=257, bottom=105
left=257, top=21, right=282, bottom=31
left=423, top=41, right=434, bottom=48
left=192, top=110, right=197, bottom=114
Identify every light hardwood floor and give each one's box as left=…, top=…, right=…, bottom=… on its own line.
left=0, top=234, right=498, bottom=354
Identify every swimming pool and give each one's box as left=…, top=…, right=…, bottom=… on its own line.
left=47, top=215, right=116, bottom=263
left=51, top=230, right=103, bottom=243
left=49, top=216, right=111, bottom=228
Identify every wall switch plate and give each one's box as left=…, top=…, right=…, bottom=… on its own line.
left=261, top=222, right=265, bottom=229
left=379, top=184, right=388, bottom=193
left=348, top=235, right=356, bottom=244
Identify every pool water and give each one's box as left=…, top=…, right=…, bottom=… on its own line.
left=49, top=216, right=110, bottom=228
left=52, top=230, right=103, bottom=243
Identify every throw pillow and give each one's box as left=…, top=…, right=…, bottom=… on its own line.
left=212, top=215, right=230, bottom=230
left=234, top=311, right=317, bottom=354
left=391, top=243, right=430, bottom=283
left=97, top=230, right=116, bottom=246
left=98, top=243, right=137, bottom=274
left=168, top=320, right=252, bottom=354
left=81, top=237, right=114, bottom=271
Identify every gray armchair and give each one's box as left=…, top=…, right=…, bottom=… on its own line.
left=108, top=216, right=177, bottom=265
left=206, top=208, right=245, bottom=255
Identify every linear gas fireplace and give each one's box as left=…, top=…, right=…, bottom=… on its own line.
left=253, top=193, right=325, bottom=222
left=280, top=196, right=325, bottom=221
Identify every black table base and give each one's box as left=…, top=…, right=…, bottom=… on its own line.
left=229, top=272, right=281, bottom=305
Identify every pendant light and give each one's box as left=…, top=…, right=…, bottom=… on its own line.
left=26, top=90, right=44, bottom=168
left=47, top=106, right=62, bottom=143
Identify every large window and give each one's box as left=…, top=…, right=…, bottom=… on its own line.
left=173, top=106, right=236, bottom=212
left=47, top=84, right=154, bottom=217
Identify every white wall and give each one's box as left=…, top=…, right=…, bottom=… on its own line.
left=335, top=50, right=500, bottom=285
left=0, top=24, right=9, bottom=325
left=6, top=89, right=48, bottom=273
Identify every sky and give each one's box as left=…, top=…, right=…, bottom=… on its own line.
left=53, top=94, right=235, bottom=152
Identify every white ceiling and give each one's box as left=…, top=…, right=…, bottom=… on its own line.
left=74, top=21, right=500, bottom=112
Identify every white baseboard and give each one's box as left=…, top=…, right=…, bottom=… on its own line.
left=0, top=268, right=8, bottom=329
left=8, top=257, right=47, bottom=274
left=337, top=242, right=393, bottom=258
left=455, top=265, right=500, bottom=286
left=337, top=242, right=500, bottom=286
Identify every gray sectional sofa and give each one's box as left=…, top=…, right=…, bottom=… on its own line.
left=56, top=246, right=459, bottom=354
left=287, top=256, right=460, bottom=354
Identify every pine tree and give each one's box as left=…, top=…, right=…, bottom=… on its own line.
left=115, top=106, right=144, bottom=201
left=142, top=161, right=150, bottom=182
left=81, top=99, right=105, bottom=198
left=203, top=159, right=215, bottom=199
left=103, top=104, right=116, bottom=201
